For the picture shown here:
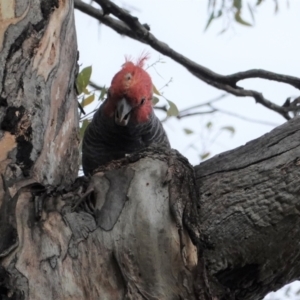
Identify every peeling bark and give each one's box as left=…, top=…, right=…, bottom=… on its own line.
left=0, top=0, right=79, bottom=187
left=0, top=153, right=198, bottom=300
left=0, top=0, right=79, bottom=297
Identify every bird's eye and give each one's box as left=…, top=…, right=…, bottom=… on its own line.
left=125, top=73, right=132, bottom=81
left=140, top=98, right=146, bottom=105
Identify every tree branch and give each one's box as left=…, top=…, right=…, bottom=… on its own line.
left=227, top=69, right=300, bottom=89
left=194, top=116, right=300, bottom=299
left=74, top=0, right=300, bottom=120
left=74, top=0, right=141, bottom=39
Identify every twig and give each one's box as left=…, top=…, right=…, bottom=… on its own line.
left=179, top=94, right=228, bottom=114
left=145, top=56, right=164, bottom=70
left=75, top=0, right=300, bottom=120
left=89, top=81, right=105, bottom=90
left=159, top=78, right=173, bottom=91
left=211, top=106, right=279, bottom=127
left=154, top=105, right=168, bottom=113
left=80, top=108, right=98, bottom=121
left=177, top=110, right=217, bottom=119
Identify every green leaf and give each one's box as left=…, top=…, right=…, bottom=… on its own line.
left=153, top=84, right=161, bottom=96
left=206, top=121, right=213, bottom=129
left=200, top=152, right=210, bottom=160
left=98, top=87, right=107, bottom=101
left=152, top=96, right=160, bottom=105
left=166, top=100, right=179, bottom=117
left=233, top=0, right=242, bottom=10
left=216, top=9, right=222, bottom=18
left=204, top=9, right=222, bottom=32
left=234, top=11, right=252, bottom=26
left=76, top=66, right=92, bottom=95
left=204, top=11, right=215, bottom=31
left=82, top=94, right=95, bottom=107
left=83, top=88, right=90, bottom=95
left=183, top=128, right=194, bottom=135
left=221, top=126, right=235, bottom=136
left=256, top=0, right=264, bottom=5
left=79, top=119, right=90, bottom=140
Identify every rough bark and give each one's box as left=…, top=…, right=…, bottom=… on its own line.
left=0, top=0, right=79, bottom=188
left=195, top=116, right=300, bottom=299
left=0, top=0, right=79, bottom=298
left=1, top=1, right=300, bottom=300
left=0, top=149, right=199, bottom=299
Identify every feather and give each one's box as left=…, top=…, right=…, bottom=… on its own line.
left=82, top=55, right=170, bottom=175
left=124, top=52, right=150, bottom=69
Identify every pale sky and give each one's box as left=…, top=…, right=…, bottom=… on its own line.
left=75, top=1, right=300, bottom=298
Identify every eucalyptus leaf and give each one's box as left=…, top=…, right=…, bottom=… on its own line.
left=82, top=94, right=95, bottom=107
left=221, top=126, right=235, bottom=136
left=183, top=128, right=194, bottom=135
left=76, top=66, right=92, bottom=95
left=200, top=152, right=210, bottom=160
left=233, top=0, right=242, bottom=10
left=83, top=88, right=90, bottom=95
left=204, top=11, right=215, bottom=31
left=234, top=11, right=252, bottom=26
left=152, top=96, right=160, bottom=105
left=153, top=84, right=161, bottom=96
left=98, top=87, right=107, bottom=101
left=166, top=100, right=179, bottom=117
left=206, top=121, right=213, bottom=129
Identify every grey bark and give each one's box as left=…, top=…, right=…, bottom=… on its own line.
left=0, top=0, right=79, bottom=187
left=0, top=0, right=79, bottom=297
left=0, top=0, right=300, bottom=300
left=195, top=116, right=300, bottom=299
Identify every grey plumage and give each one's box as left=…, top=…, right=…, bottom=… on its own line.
left=82, top=103, right=170, bottom=175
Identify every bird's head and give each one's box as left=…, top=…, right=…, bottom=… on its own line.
left=103, top=55, right=154, bottom=126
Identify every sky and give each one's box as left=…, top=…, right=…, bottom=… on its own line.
left=75, top=1, right=300, bottom=298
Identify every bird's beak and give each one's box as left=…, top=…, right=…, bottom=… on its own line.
left=115, top=98, right=132, bottom=126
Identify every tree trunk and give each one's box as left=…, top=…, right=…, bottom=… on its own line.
left=0, top=1, right=299, bottom=300
left=0, top=0, right=79, bottom=187
left=0, top=0, right=79, bottom=297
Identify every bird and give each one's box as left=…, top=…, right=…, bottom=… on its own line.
left=82, top=55, right=170, bottom=176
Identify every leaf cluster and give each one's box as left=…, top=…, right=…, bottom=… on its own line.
left=205, top=0, right=283, bottom=33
